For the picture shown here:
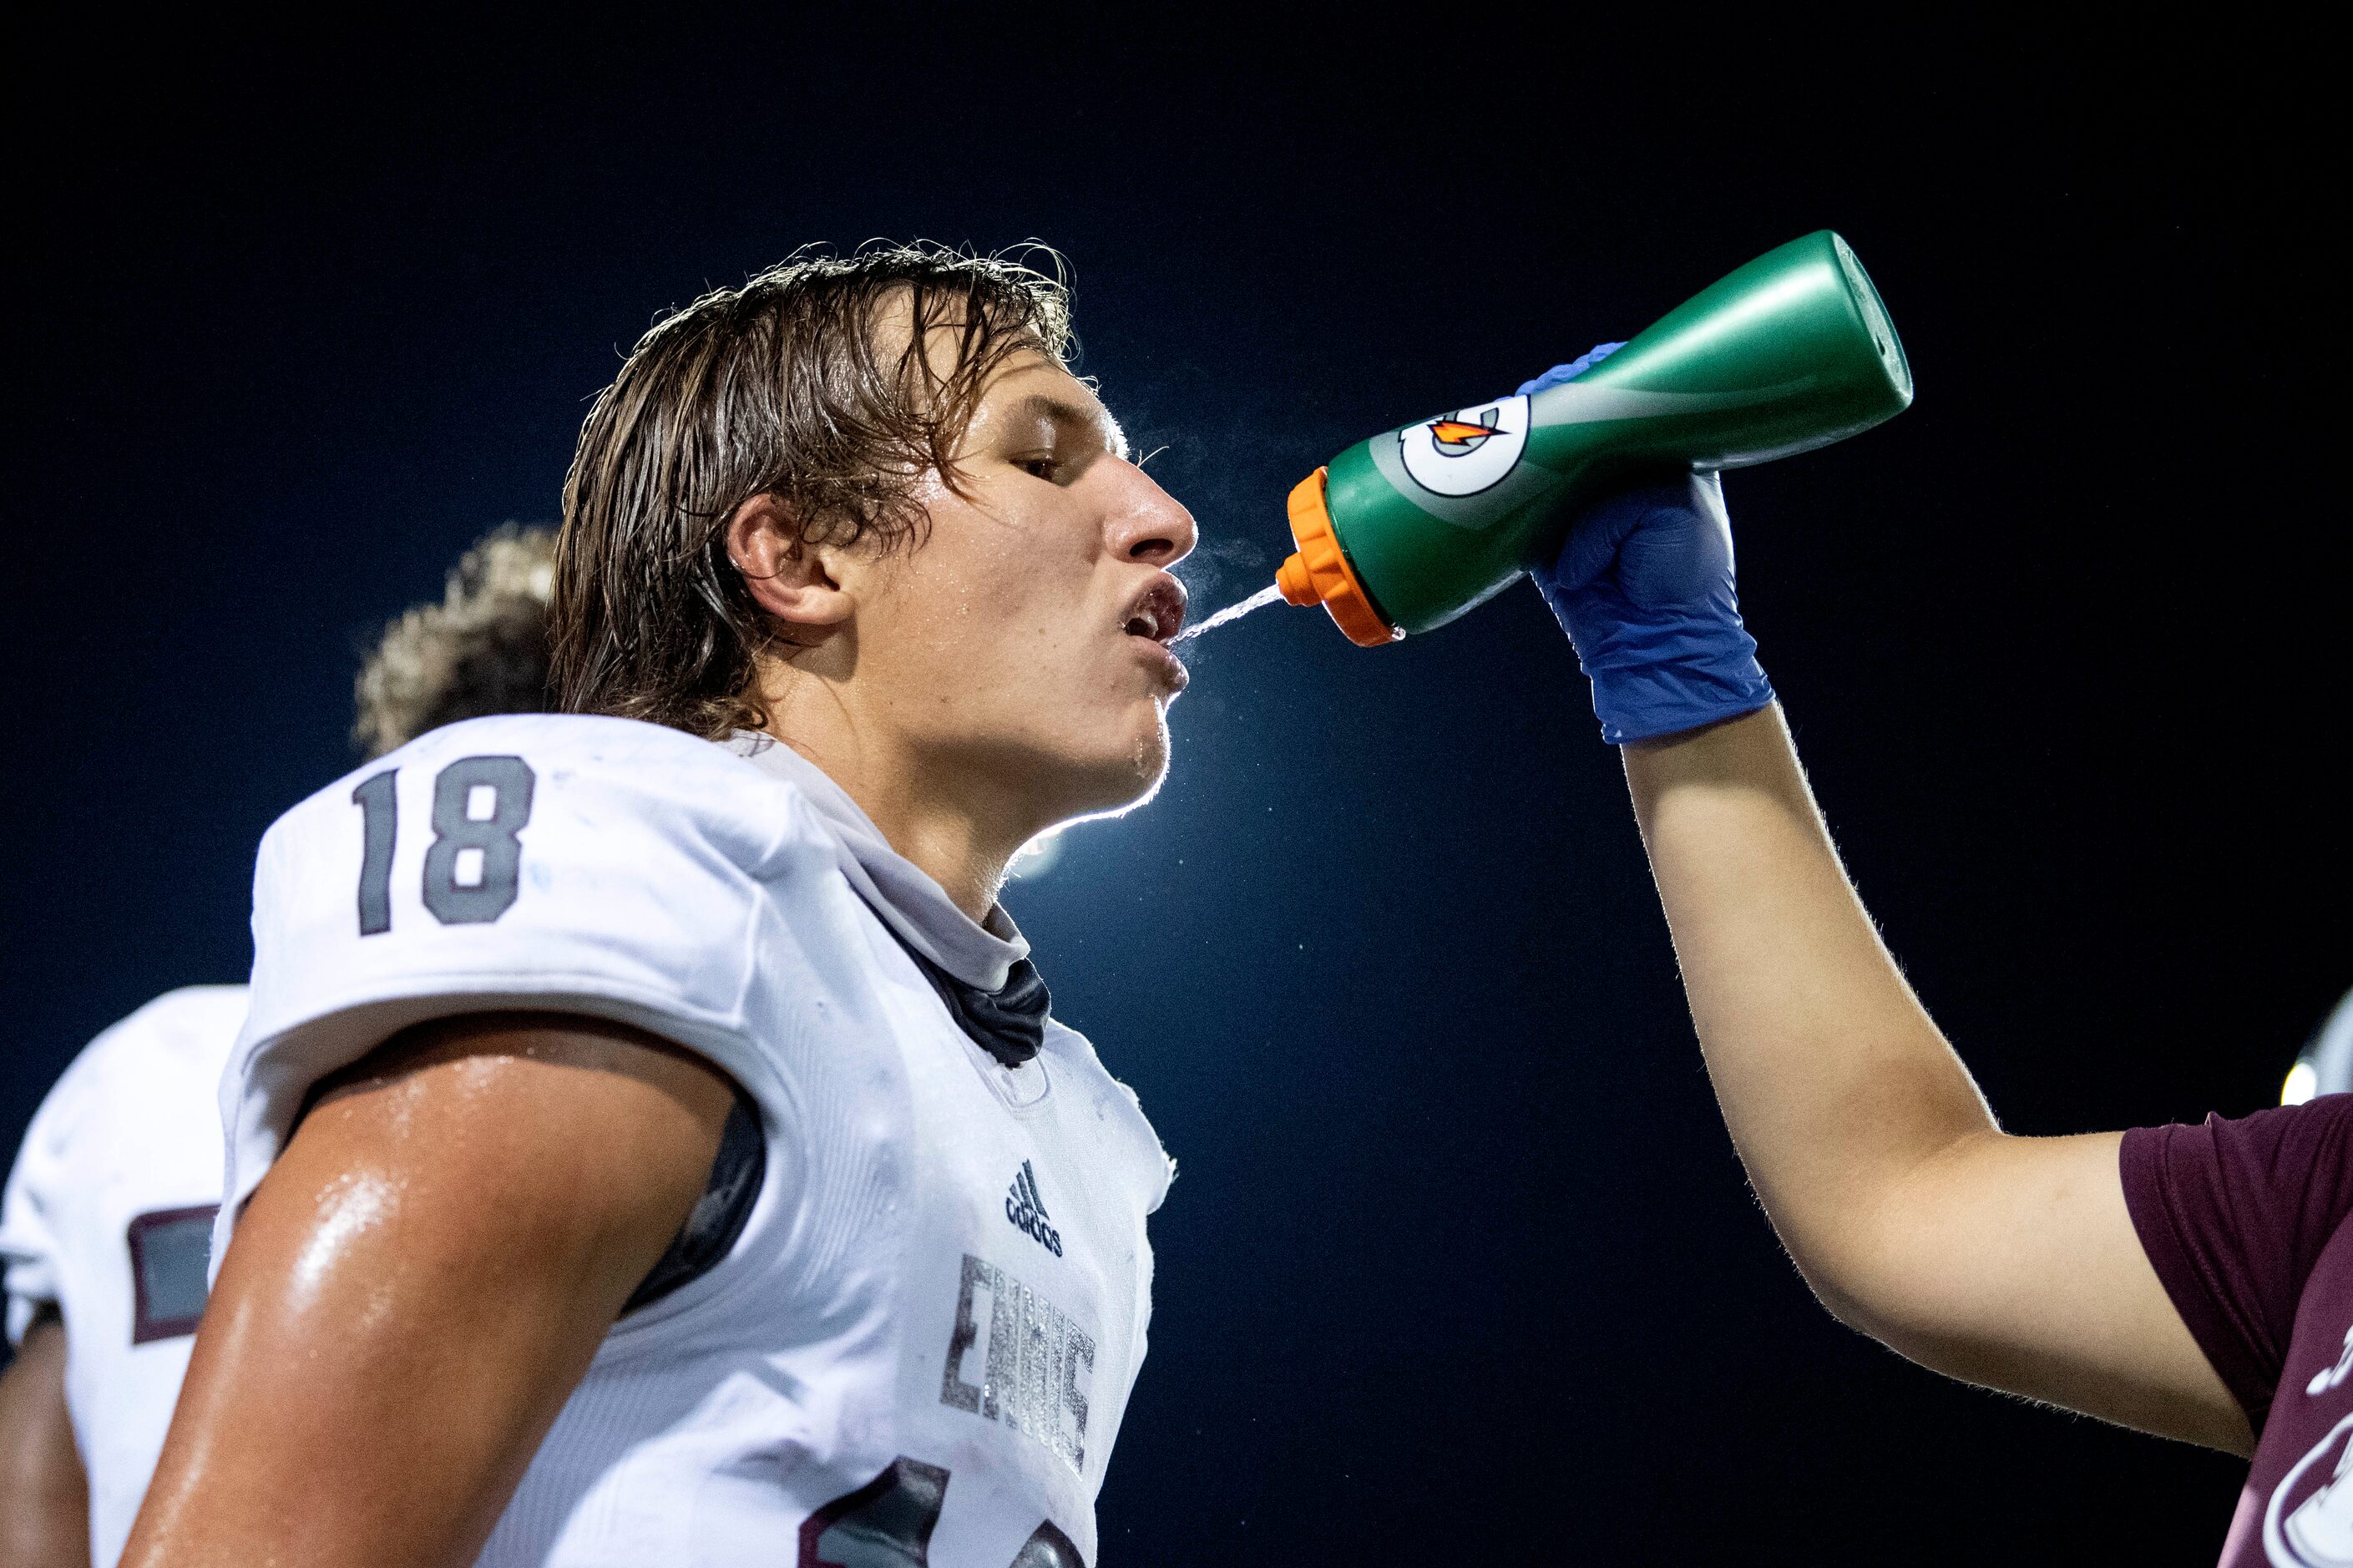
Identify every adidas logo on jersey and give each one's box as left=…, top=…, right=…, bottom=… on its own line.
left=1004, top=1160, right=1064, bottom=1257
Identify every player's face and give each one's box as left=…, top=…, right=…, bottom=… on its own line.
left=848, top=346, right=1197, bottom=826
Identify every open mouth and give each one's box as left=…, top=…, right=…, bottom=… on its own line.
left=1122, top=574, right=1188, bottom=644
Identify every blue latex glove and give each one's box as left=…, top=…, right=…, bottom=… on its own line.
left=1520, top=344, right=1775, bottom=744
left=1516, top=343, right=1626, bottom=397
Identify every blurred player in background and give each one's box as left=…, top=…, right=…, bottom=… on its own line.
left=0, top=527, right=556, bottom=1568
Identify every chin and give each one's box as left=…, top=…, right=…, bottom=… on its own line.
left=1055, top=708, right=1172, bottom=823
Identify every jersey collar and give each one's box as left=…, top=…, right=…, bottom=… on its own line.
left=726, top=731, right=1030, bottom=993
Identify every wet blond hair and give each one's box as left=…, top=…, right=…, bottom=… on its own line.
left=552, top=242, right=1073, bottom=738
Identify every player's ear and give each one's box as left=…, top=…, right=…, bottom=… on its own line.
left=726, top=494, right=853, bottom=636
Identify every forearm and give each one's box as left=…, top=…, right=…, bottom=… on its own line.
left=1623, top=705, right=1999, bottom=1316
left=1548, top=472, right=2242, bottom=1444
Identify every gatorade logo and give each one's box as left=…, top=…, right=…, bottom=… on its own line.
left=1398, top=392, right=1531, bottom=497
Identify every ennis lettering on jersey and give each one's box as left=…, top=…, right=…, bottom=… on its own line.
left=941, top=1254, right=1094, bottom=1474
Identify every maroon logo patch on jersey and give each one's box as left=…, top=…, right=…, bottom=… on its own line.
left=126, top=1203, right=217, bottom=1344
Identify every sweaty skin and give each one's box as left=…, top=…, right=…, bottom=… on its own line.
left=123, top=321, right=1199, bottom=1565
left=119, top=1017, right=733, bottom=1568
left=1622, top=706, right=2249, bottom=1453
left=0, top=1313, right=91, bottom=1568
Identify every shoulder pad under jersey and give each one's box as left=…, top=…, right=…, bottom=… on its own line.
left=224, top=714, right=831, bottom=1233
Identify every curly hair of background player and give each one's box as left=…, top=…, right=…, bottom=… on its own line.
left=352, top=524, right=558, bottom=759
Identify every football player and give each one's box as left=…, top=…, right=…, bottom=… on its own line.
left=0, top=526, right=556, bottom=1567
left=124, top=249, right=1187, bottom=1568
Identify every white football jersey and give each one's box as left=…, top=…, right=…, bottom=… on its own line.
left=0, top=984, right=245, bottom=1568
left=220, top=714, right=1171, bottom=1568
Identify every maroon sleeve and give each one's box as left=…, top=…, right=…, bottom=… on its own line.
left=2120, top=1095, right=2353, bottom=1429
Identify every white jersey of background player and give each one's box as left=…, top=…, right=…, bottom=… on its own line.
left=0, top=528, right=557, bottom=1568
left=0, top=988, right=242, bottom=1568
left=127, top=250, right=1193, bottom=1568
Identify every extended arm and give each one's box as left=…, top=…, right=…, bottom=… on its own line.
left=1516, top=398, right=2249, bottom=1452
left=0, top=1311, right=91, bottom=1568
left=119, top=1014, right=734, bottom=1568
left=1623, top=707, right=2246, bottom=1451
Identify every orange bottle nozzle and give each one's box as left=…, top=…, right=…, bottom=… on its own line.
left=1278, top=468, right=1401, bottom=648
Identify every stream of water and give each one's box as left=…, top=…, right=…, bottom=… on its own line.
left=1171, top=581, right=1284, bottom=645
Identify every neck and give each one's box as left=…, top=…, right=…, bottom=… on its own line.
left=758, top=676, right=1037, bottom=926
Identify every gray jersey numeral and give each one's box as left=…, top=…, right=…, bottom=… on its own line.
left=1007, top=1521, right=1086, bottom=1567
left=799, top=1458, right=949, bottom=1567
left=352, top=770, right=399, bottom=935
left=422, top=756, right=534, bottom=924
left=352, top=756, right=536, bottom=934
left=798, top=1461, right=1086, bottom=1568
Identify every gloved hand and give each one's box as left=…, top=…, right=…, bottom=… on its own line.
left=1519, top=345, right=1775, bottom=744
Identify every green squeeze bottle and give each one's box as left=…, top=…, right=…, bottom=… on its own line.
left=1273, top=230, right=1913, bottom=645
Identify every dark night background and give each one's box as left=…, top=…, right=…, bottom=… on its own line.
left=3, top=20, right=2342, bottom=1565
